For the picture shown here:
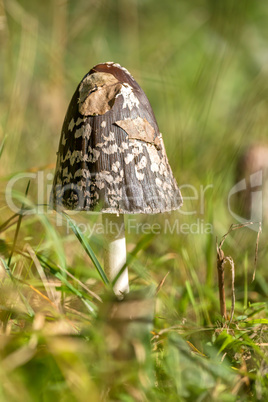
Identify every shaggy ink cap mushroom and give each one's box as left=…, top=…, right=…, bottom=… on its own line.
left=51, top=62, right=183, bottom=214
left=51, top=62, right=183, bottom=298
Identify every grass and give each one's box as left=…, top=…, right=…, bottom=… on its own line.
left=1, top=0, right=268, bottom=401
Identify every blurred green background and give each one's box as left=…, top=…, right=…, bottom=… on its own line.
left=1, top=1, right=268, bottom=401
left=3, top=0, right=268, bottom=175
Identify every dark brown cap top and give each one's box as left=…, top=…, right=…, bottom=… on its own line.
left=51, top=62, right=182, bottom=214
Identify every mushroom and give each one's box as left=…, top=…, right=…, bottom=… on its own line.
left=51, top=62, right=182, bottom=298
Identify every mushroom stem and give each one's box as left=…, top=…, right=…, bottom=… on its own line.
left=102, top=214, right=129, bottom=298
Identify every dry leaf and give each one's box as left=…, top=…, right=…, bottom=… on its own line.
left=78, top=72, right=122, bottom=116
left=115, top=117, right=160, bottom=146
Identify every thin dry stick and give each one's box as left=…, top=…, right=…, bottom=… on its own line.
left=225, top=256, right=235, bottom=324
left=217, top=221, right=260, bottom=322
left=219, top=222, right=254, bottom=250
left=217, top=244, right=226, bottom=319
left=156, top=271, right=170, bottom=294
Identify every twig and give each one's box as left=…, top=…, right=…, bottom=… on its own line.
left=219, top=222, right=254, bottom=250
left=216, top=221, right=260, bottom=323
left=217, top=244, right=226, bottom=319
left=225, top=256, right=235, bottom=324
left=156, top=271, right=170, bottom=294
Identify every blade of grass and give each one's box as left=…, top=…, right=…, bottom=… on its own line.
left=244, top=252, right=248, bottom=309
left=0, top=213, right=19, bottom=233
left=27, top=245, right=60, bottom=309
left=35, top=253, right=97, bottom=315
left=62, top=213, right=109, bottom=286
left=185, top=280, right=200, bottom=322
left=0, top=257, right=35, bottom=317
left=8, top=180, right=30, bottom=266
left=3, top=256, right=58, bottom=311
left=57, top=265, right=102, bottom=302
left=0, top=134, right=7, bottom=159
left=5, top=188, right=67, bottom=270
left=30, top=245, right=101, bottom=302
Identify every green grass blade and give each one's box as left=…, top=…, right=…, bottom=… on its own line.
left=54, top=271, right=96, bottom=315
left=0, top=213, right=18, bottom=233
left=60, top=213, right=109, bottom=285
left=0, top=134, right=7, bottom=159
left=0, top=257, right=35, bottom=317
left=8, top=181, right=31, bottom=266
left=35, top=253, right=97, bottom=315
left=243, top=252, right=248, bottom=309
left=0, top=256, right=12, bottom=277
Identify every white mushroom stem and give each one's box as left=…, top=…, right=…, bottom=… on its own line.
left=102, top=214, right=129, bottom=298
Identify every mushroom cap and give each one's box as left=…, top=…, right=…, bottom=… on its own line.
left=51, top=62, right=182, bottom=214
